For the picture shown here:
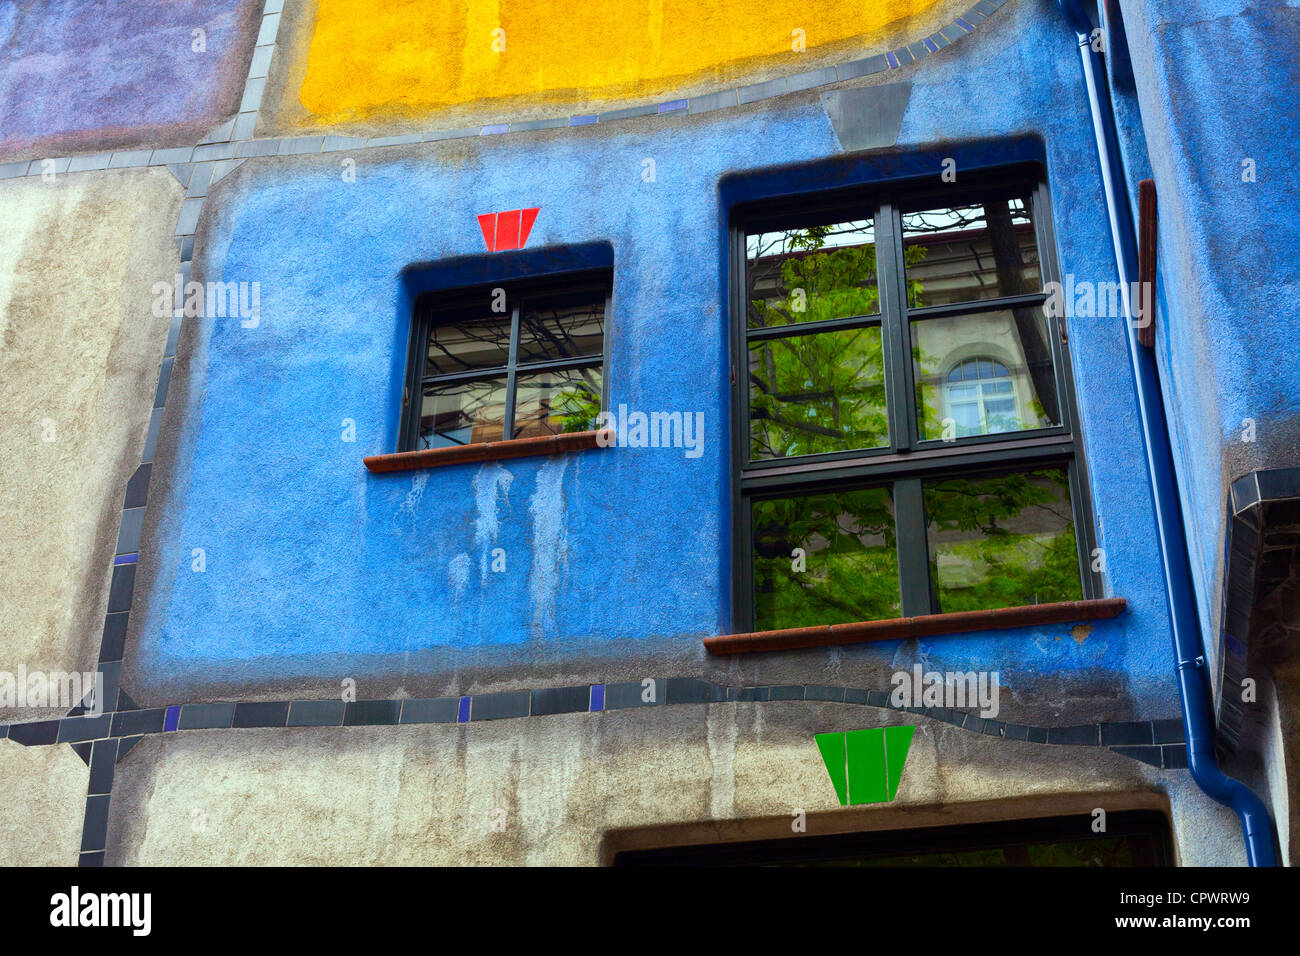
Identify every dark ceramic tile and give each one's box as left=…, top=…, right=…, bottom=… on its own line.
left=288, top=700, right=345, bottom=726
left=736, top=78, right=787, bottom=105
left=510, top=117, right=568, bottom=132
left=154, top=357, right=174, bottom=408
left=768, top=685, right=804, bottom=701
left=123, top=464, right=152, bottom=509
left=1152, top=718, right=1185, bottom=744
left=110, top=708, right=165, bottom=738
left=178, top=702, right=235, bottom=730
left=344, top=700, right=401, bottom=726
left=806, top=685, right=846, bottom=703
left=867, top=690, right=890, bottom=708
left=95, top=661, right=122, bottom=715
left=107, top=563, right=136, bottom=613
left=9, top=720, right=59, bottom=746
left=786, top=67, right=838, bottom=92
left=80, top=795, right=110, bottom=852
left=470, top=691, right=531, bottom=721
left=664, top=678, right=726, bottom=705
left=79, top=851, right=105, bottom=867
left=687, top=91, right=737, bottom=114
left=1004, top=723, right=1029, bottom=741
left=728, top=686, right=769, bottom=702
left=1027, top=726, right=1048, bottom=744
left=845, top=688, right=869, bottom=705
left=596, top=104, right=657, bottom=122
left=1162, top=744, right=1189, bottom=769
left=58, top=714, right=113, bottom=743
left=1048, top=725, right=1100, bottom=746
left=530, top=686, right=590, bottom=716
left=1100, top=721, right=1154, bottom=746
left=837, top=55, right=888, bottom=80
left=399, top=698, right=459, bottom=724
left=88, top=740, right=116, bottom=795
left=100, top=612, right=129, bottom=664
left=603, top=680, right=660, bottom=709
left=231, top=701, right=289, bottom=728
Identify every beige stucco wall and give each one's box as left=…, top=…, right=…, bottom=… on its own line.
left=105, top=704, right=1246, bottom=865
left=0, top=740, right=89, bottom=866
left=0, top=168, right=182, bottom=721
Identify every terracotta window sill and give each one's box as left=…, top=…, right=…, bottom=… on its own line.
left=703, top=598, right=1127, bottom=655
left=364, top=429, right=608, bottom=473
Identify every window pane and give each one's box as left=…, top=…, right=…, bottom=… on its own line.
left=518, top=291, right=605, bottom=363
left=902, top=195, right=1040, bottom=308
left=512, top=366, right=602, bottom=439
left=923, top=469, right=1082, bottom=613
left=912, top=310, right=1060, bottom=440
left=746, top=219, right=878, bottom=330
left=425, top=314, right=512, bottom=375
left=752, top=487, right=899, bottom=631
left=415, top=376, right=507, bottom=447
left=748, top=326, right=888, bottom=460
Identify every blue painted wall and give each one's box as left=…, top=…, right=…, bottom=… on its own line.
left=1114, top=0, right=1300, bottom=680
left=132, top=2, right=1183, bottom=714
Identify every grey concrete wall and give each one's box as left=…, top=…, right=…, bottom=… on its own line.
left=0, top=740, right=88, bottom=866
left=0, top=168, right=182, bottom=721
left=105, top=704, right=1245, bottom=865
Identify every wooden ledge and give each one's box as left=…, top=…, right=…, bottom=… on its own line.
left=364, top=429, right=608, bottom=473
left=704, top=598, right=1128, bottom=655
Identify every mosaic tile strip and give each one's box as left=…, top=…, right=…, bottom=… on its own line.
left=5, top=679, right=1190, bottom=775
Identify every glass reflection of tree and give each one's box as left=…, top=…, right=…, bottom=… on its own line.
left=747, top=226, right=1081, bottom=627
left=747, top=226, right=926, bottom=460
left=925, top=469, right=1082, bottom=612
left=516, top=301, right=604, bottom=437
left=753, top=487, right=900, bottom=630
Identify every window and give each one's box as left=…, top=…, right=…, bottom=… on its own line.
left=612, top=811, right=1172, bottom=866
left=733, top=170, right=1098, bottom=632
left=401, top=272, right=610, bottom=451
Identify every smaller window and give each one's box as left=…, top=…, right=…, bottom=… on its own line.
left=402, top=273, right=610, bottom=451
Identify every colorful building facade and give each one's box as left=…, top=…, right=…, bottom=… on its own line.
left=0, top=0, right=1295, bottom=866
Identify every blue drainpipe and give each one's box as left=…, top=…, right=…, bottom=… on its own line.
left=1055, top=0, right=1277, bottom=866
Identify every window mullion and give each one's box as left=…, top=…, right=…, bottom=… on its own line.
left=893, top=477, right=933, bottom=616
left=876, top=202, right=914, bottom=454
left=504, top=302, right=521, bottom=439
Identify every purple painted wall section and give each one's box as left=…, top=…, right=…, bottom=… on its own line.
left=0, top=0, right=262, bottom=159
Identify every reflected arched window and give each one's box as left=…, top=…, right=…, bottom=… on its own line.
left=945, top=357, right=1019, bottom=437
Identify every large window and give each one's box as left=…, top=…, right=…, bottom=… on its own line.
left=733, top=170, right=1098, bottom=632
left=401, top=272, right=610, bottom=450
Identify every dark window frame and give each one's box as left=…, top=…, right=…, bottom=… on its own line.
left=612, top=810, right=1173, bottom=866
left=729, top=165, right=1102, bottom=631
left=400, top=269, right=613, bottom=452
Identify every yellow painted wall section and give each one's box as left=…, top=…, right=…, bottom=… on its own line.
left=299, top=0, right=943, bottom=121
